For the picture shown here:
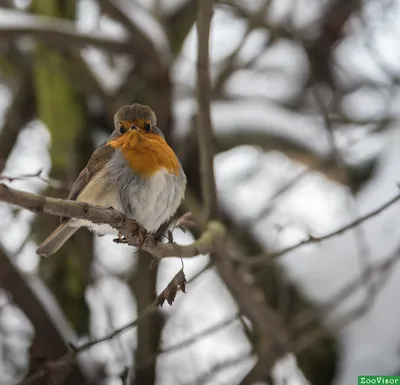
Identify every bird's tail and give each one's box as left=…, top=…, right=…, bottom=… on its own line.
left=36, top=223, right=79, bottom=257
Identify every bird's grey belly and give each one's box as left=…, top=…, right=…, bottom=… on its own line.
left=119, top=168, right=186, bottom=233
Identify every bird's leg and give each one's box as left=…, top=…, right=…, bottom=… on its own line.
left=132, top=223, right=148, bottom=250
left=113, top=222, right=148, bottom=248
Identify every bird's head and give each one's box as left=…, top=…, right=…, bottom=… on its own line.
left=110, top=103, right=164, bottom=139
left=108, top=103, right=179, bottom=177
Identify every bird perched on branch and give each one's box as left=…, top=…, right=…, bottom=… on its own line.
left=37, top=103, right=187, bottom=257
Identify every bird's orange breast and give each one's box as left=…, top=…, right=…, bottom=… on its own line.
left=108, top=131, right=180, bottom=178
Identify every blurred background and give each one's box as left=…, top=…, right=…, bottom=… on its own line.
left=0, top=0, right=400, bottom=384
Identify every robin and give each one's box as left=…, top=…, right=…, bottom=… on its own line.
left=36, top=103, right=187, bottom=257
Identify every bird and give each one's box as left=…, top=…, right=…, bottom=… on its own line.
left=36, top=103, right=187, bottom=257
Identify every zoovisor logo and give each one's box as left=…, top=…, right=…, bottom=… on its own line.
left=358, top=377, right=400, bottom=384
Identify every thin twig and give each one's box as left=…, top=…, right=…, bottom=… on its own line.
left=313, top=81, right=377, bottom=308
left=293, top=244, right=400, bottom=331
left=0, top=169, right=70, bottom=191
left=17, top=263, right=213, bottom=385
left=0, top=16, right=132, bottom=54
left=235, top=189, right=400, bottom=265
left=161, top=312, right=239, bottom=354
left=188, top=352, right=252, bottom=385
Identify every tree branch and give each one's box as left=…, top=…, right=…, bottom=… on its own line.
left=99, top=0, right=164, bottom=73
left=0, top=243, right=88, bottom=385
left=0, top=184, right=225, bottom=259
left=0, top=11, right=132, bottom=54
left=196, top=0, right=219, bottom=221
left=16, top=263, right=212, bottom=385
left=0, top=68, right=34, bottom=172
left=235, top=189, right=400, bottom=265
left=211, top=244, right=292, bottom=385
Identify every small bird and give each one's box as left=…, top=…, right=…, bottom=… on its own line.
left=37, top=103, right=187, bottom=257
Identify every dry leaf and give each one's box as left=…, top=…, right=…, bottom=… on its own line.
left=155, top=269, right=187, bottom=307
left=120, top=367, right=130, bottom=385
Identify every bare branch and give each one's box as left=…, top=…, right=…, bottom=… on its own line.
left=0, top=184, right=226, bottom=259
left=0, top=169, right=69, bottom=192
left=0, top=243, right=87, bottom=385
left=166, top=0, right=197, bottom=56
left=189, top=353, right=252, bottom=385
left=17, top=263, right=212, bottom=385
left=235, top=189, right=400, bottom=265
left=196, top=0, right=219, bottom=221
left=293, top=244, right=400, bottom=332
left=0, top=68, right=34, bottom=172
left=0, top=11, right=132, bottom=54
left=99, top=0, right=164, bottom=72
left=312, top=74, right=377, bottom=304
left=211, top=245, right=292, bottom=385
left=160, top=312, right=239, bottom=354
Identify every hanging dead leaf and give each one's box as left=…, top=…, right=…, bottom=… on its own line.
left=155, top=269, right=187, bottom=307
left=120, top=366, right=130, bottom=385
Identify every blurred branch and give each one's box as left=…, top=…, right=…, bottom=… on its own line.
left=238, top=189, right=400, bottom=265
left=181, top=192, right=295, bottom=383
left=210, top=243, right=293, bottom=385
left=182, top=187, right=336, bottom=384
left=195, top=7, right=295, bottom=379
left=166, top=0, right=197, bottom=56
left=305, top=0, right=361, bottom=87
left=16, top=305, right=153, bottom=385
left=0, top=68, right=34, bottom=172
left=219, top=1, right=293, bottom=39
left=0, top=168, right=69, bottom=192
left=0, top=243, right=87, bottom=385
left=294, top=244, right=400, bottom=331
left=69, top=53, right=115, bottom=120
left=248, top=169, right=309, bottom=224
left=196, top=0, right=218, bottom=221
left=0, top=11, right=132, bottom=54
left=312, top=77, right=377, bottom=308
left=160, top=312, right=239, bottom=354
left=293, top=245, right=400, bottom=356
left=0, top=184, right=226, bottom=259
left=212, top=1, right=273, bottom=98
left=99, top=0, right=164, bottom=73
left=223, top=0, right=360, bottom=88
left=216, top=128, right=376, bottom=190
left=190, top=353, right=252, bottom=385
left=312, top=84, right=343, bottom=170
left=212, top=26, right=252, bottom=98
left=17, top=263, right=212, bottom=385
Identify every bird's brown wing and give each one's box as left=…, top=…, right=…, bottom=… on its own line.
left=67, top=143, right=115, bottom=201
left=61, top=143, right=115, bottom=222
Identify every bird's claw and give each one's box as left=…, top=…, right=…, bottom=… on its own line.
left=113, top=232, right=128, bottom=244
left=112, top=223, right=148, bottom=249
left=132, top=223, right=148, bottom=250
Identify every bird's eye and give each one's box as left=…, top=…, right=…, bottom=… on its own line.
left=119, top=125, right=126, bottom=134
left=144, top=123, right=151, bottom=132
